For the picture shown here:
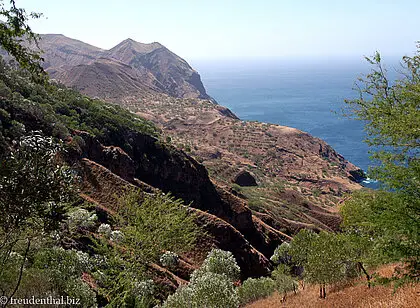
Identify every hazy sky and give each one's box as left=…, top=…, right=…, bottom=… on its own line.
left=19, top=0, right=420, bottom=61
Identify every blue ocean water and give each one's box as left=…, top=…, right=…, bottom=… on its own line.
left=192, top=57, right=398, bottom=188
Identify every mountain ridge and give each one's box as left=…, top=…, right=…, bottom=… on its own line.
left=32, top=34, right=212, bottom=101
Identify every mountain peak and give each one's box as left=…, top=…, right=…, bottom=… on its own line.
left=110, top=38, right=163, bottom=54
left=121, top=38, right=136, bottom=44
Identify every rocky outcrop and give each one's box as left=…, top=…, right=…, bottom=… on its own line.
left=233, top=170, right=258, bottom=187
left=348, top=168, right=366, bottom=182
left=191, top=208, right=272, bottom=278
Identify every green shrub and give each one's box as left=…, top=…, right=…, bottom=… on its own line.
left=272, top=267, right=298, bottom=297
left=270, top=242, right=291, bottom=265
left=93, top=190, right=201, bottom=307
left=238, top=277, right=276, bottom=305
left=117, top=189, right=200, bottom=263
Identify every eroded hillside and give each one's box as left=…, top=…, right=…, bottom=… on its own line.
left=31, top=34, right=365, bottom=238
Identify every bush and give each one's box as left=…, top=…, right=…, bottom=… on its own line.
left=117, top=189, right=200, bottom=263
left=130, top=279, right=157, bottom=306
left=272, top=267, right=298, bottom=296
left=238, top=277, right=276, bottom=305
left=196, top=249, right=240, bottom=282
left=110, top=230, right=124, bottom=243
left=163, top=249, right=241, bottom=307
left=98, top=223, right=112, bottom=238
left=32, top=247, right=97, bottom=306
left=162, top=286, right=193, bottom=308
left=160, top=251, right=180, bottom=269
left=163, top=272, right=238, bottom=308
left=66, top=208, right=97, bottom=232
left=65, top=278, right=97, bottom=308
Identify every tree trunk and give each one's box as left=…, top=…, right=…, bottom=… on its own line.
left=5, top=239, right=30, bottom=307
left=358, top=262, right=371, bottom=288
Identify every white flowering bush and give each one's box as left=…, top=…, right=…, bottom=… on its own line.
left=110, top=230, right=124, bottom=243
left=97, top=223, right=112, bottom=238
left=133, top=279, right=155, bottom=299
left=160, top=251, right=179, bottom=269
left=66, top=278, right=97, bottom=308
left=9, top=251, right=23, bottom=260
left=74, top=250, right=92, bottom=272
left=33, top=247, right=97, bottom=306
left=163, top=285, right=193, bottom=307
left=163, top=272, right=239, bottom=308
left=198, top=249, right=240, bottom=282
left=66, top=208, right=97, bottom=232
left=163, top=249, right=241, bottom=307
left=34, top=247, right=90, bottom=277
left=190, top=272, right=239, bottom=308
left=131, top=279, right=158, bottom=307
left=97, top=224, right=124, bottom=243
left=237, top=277, right=276, bottom=305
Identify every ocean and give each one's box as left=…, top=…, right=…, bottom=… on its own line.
left=192, top=57, right=400, bottom=189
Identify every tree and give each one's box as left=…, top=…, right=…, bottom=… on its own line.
left=288, top=230, right=357, bottom=298
left=0, top=0, right=45, bottom=80
left=116, top=189, right=200, bottom=263
left=271, top=266, right=298, bottom=302
left=0, top=132, right=74, bottom=306
left=342, top=47, right=420, bottom=285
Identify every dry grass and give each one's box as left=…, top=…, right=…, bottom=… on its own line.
left=246, top=284, right=420, bottom=308
left=246, top=265, right=420, bottom=308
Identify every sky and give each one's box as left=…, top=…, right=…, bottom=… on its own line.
left=19, top=0, right=420, bottom=62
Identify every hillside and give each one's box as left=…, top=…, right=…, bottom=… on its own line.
left=0, top=60, right=276, bottom=283
left=246, top=265, right=420, bottom=308
left=0, top=33, right=367, bottom=301
left=0, top=0, right=418, bottom=305
left=31, top=34, right=365, bottom=239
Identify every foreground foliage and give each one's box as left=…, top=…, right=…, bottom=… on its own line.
left=92, top=189, right=200, bottom=307
left=238, top=277, right=276, bottom=305
left=0, top=134, right=76, bottom=305
left=342, top=47, right=420, bottom=285
left=163, top=249, right=240, bottom=308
